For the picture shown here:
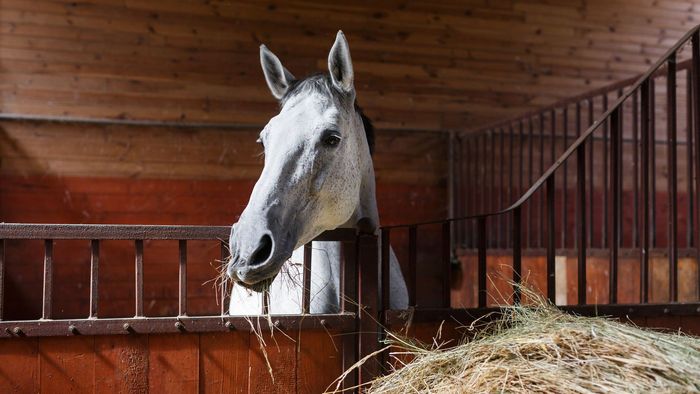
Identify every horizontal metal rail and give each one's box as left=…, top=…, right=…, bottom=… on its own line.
left=0, top=314, right=354, bottom=338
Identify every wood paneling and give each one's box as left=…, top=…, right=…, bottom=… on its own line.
left=1, top=1, right=698, bottom=131
left=452, top=249, right=699, bottom=308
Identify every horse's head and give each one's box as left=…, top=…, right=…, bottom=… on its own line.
left=227, top=31, right=377, bottom=291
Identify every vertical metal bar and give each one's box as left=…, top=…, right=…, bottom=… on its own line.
left=562, top=107, right=569, bottom=248
left=687, top=68, right=694, bottom=248
left=588, top=98, right=595, bottom=247
left=539, top=113, right=545, bottom=248
left=408, top=226, right=417, bottom=306
left=546, top=177, right=556, bottom=304
left=512, top=207, right=522, bottom=304
left=633, top=90, right=640, bottom=248
left=641, top=80, right=651, bottom=303
left=477, top=217, right=487, bottom=308
left=0, top=239, right=4, bottom=320
left=602, top=94, right=609, bottom=248
left=577, top=144, right=587, bottom=305
left=442, top=221, right=451, bottom=308
left=692, top=31, right=700, bottom=300
left=668, top=53, right=678, bottom=302
left=499, top=129, right=505, bottom=247
left=574, top=102, right=581, bottom=250
left=380, top=229, right=391, bottom=312
left=340, top=238, right=358, bottom=390
left=651, top=78, right=657, bottom=248
left=490, top=131, right=496, bottom=244
left=508, top=125, right=514, bottom=247
left=42, top=239, right=53, bottom=319
left=89, top=239, right=99, bottom=319
left=178, top=240, right=187, bottom=316
left=303, top=243, right=312, bottom=313
left=357, top=234, right=380, bottom=383
left=617, top=89, right=625, bottom=249
left=220, top=241, right=228, bottom=316
left=479, top=135, right=485, bottom=214
left=610, top=107, right=621, bottom=304
left=528, top=118, right=534, bottom=248
left=134, top=239, right=143, bottom=317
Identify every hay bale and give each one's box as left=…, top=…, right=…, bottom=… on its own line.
left=368, top=300, right=700, bottom=393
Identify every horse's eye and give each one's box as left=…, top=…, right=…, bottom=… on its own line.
left=321, top=133, right=341, bottom=148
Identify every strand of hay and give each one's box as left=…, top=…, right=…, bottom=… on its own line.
left=368, top=295, right=700, bottom=393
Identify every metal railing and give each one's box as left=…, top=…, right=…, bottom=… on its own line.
left=378, top=25, right=700, bottom=318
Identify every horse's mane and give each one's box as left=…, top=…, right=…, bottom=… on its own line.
left=280, top=73, right=375, bottom=155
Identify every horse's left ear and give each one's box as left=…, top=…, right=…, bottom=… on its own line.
left=328, top=31, right=354, bottom=95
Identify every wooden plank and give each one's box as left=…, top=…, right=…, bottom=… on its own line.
left=38, top=336, right=95, bottom=392
left=94, top=335, right=149, bottom=394
left=296, top=329, right=343, bottom=394
left=0, top=338, right=39, bottom=393
left=147, top=333, right=199, bottom=392
left=199, top=331, right=249, bottom=394
left=248, top=328, right=297, bottom=394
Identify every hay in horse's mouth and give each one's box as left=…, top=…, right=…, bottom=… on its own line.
left=234, top=276, right=274, bottom=293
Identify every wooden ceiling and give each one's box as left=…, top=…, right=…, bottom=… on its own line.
left=1, top=0, right=699, bottom=132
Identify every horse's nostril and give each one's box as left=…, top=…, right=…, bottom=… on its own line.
left=250, top=234, right=273, bottom=266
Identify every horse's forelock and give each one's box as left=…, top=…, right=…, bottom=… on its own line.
left=279, top=74, right=374, bottom=155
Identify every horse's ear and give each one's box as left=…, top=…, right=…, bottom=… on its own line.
left=328, top=31, right=354, bottom=94
left=260, top=44, right=295, bottom=100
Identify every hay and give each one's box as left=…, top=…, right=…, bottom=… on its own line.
left=367, top=296, right=700, bottom=393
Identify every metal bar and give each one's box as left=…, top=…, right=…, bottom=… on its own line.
left=512, top=207, right=522, bottom=304
left=477, top=218, right=487, bottom=308
left=303, top=243, right=312, bottom=314
left=610, top=107, right=621, bottom=304
left=89, top=240, right=99, bottom=319
left=0, top=224, right=357, bottom=242
left=574, top=102, right=581, bottom=250
left=43, top=239, right=54, bottom=320
left=546, top=177, right=556, bottom=304
left=508, top=124, right=514, bottom=247
left=384, top=302, right=700, bottom=326
left=134, top=240, right=143, bottom=317
left=0, top=240, right=3, bottom=320
left=408, top=226, right=417, bottom=306
left=602, top=93, right=609, bottom=248
left=562, top=107, right=569, bottom=248
left=357, top=234, right=380, bottom=384
left=687, top=68, right=694, bottom=248
left=220, top=241, right=228, bottom=316
left=539, top=113, right=545, bottom=248
left=633, top=90, right=640, bottom=248
left=577, top=143, right=587, bottom=305
left=528, top=118, right=534, bottom=248
left=442, top=222, right=451, bottom=308
left=650, top=78, right=657, bottom=248
left=490, top=131, right=496, bottom=244
left=381, top=229, right=391, bottom=311
left=693, top=31, right=700, bottom=300
left=0, top=314, right=357, bottom=338
left=479, top=134, right=485, bottom=214
left=618, top=89, right=624, bottom=249
left=499, top=129, right=505, bottom=247
left=588, top=98, right=595, bottom=248
left=641, top=80, right=652, bottom=303
left=178, top=240, right=187, bottom=316
left=667, top=53, right=679, bottom=302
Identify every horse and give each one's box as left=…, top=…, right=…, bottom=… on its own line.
left=226, top=31, right=408, bottom=314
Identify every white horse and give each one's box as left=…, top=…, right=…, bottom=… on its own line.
left=227, top=31, right=408, bottom=314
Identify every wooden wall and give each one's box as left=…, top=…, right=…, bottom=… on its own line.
left=1, top=1, right=699, bottom=130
